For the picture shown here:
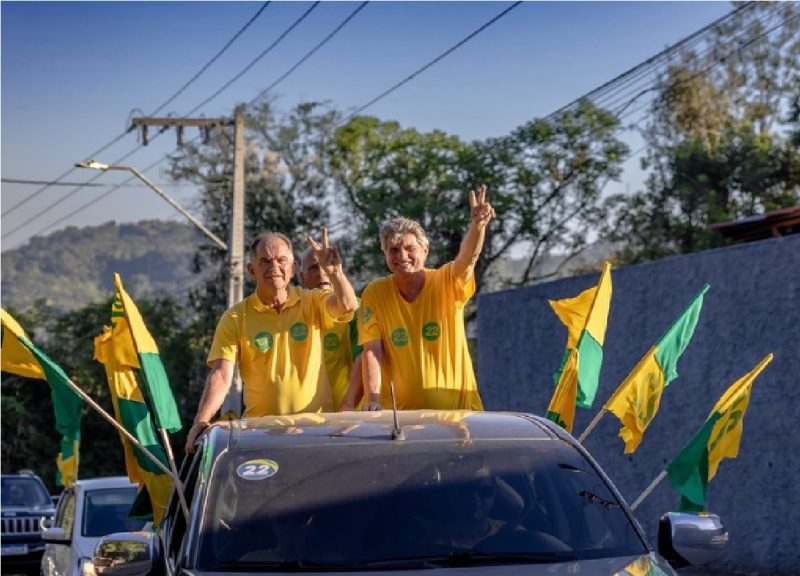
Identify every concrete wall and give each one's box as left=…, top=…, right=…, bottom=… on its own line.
left=477, top=235, right=800, bottom=574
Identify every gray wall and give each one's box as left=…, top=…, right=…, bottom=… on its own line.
left=477, top=235, right=800, bottom=574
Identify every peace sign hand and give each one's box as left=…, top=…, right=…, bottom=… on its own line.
left=469, top=185, right=495, bottom=229
left=307, top=227, right=343, bottom=276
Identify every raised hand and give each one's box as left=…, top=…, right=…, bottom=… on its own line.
left=307, top=227, right=342, bottom=276
left=469, top=185, right=495, bottom=229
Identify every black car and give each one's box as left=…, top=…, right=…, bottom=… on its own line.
left=91, top=411, right=727, bottom=575
left=2, top=471, right=56, bottom=575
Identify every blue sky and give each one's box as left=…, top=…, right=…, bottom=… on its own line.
left=1, top=1, right=731, bottom=250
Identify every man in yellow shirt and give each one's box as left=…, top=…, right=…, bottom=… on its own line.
left=359, top=186, right=495, bottom=410
left=185, top=229, right=357, bottom=451
left=298, top=246, right=363, bottom=410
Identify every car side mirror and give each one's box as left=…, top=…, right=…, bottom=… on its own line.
left=658, top=512, right=728, bottom=569
left=41, top=525, right=69, bottom=544
left=92, top=532, right=156, bottom=576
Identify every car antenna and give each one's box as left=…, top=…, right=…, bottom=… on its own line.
left=389, top=382, right=405, bottom=440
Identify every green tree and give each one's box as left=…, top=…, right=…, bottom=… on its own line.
left=169, top=100, right=340, bottom=345
left=327, top=99, right=628, bottom=293
left=1, top=296, right=194, bottom=492
left=606, top=2, right=800, bottom=263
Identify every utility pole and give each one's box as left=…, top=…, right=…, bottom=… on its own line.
left=225, top=105, right=246, bottom=416
left=131, top=111, right=246, bottom=416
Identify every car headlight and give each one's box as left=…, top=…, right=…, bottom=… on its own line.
left=80, top=557, right=96, bottom=576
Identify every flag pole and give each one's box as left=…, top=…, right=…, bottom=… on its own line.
left=577, top=409, right=606, bottom=443
left=158, top=429, right=190, bottom=520
left=630, top=469, right=667, bottom=511
left=59, top=375, right=190, bottom=521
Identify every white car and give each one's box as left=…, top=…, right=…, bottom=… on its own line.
left=40, top=476, right=147, bottom=576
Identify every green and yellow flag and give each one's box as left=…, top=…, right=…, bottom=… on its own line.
left=605, top=284, right=709, bottom=453
left=113, top=274, right=181, bottom=432
left=546, top=262, right=612, bottom=432
left=1, top=309, right=83, bottom=486
left=667, top=353, right=772, bottom=512
left=93, top=275, right=181, bottom=526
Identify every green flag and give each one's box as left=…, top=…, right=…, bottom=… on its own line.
left=605, top=285, right=708, bottom=453
left=666, top=353, right=772, bottom=511
left=1, top=309, right=83, bottom=486
left=113, top=273, right=181, bottom=432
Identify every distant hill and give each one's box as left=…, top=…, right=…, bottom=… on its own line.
left=1, top=220, right=208, bottom=312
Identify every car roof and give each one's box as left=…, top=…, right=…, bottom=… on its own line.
left=69, top=476, right=137, bottom=491
left=209, top=410, right=568, bottom=453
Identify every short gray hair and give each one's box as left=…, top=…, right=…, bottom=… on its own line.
left=379, top=216, right=429, bottom=253
left=248, top=232, right=294, bottom=261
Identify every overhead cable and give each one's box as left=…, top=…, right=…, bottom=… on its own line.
left=185, top=2, right=321, bottom=116
left=340, top=1, right=522, bottom=124
left=1, top=2, right=270, bottom=218
left=10, top=3, right=365, bottom=245
left=250, top=2, right=369, bottom=106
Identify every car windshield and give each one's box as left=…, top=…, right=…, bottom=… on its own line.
left=82, top=487, right=147, bottom=537
left=2, top=477, right=51, bottom=508
left=198, top=439, right=646, bottom=570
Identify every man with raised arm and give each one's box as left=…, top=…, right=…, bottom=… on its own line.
left=185, top=229, right=357, bottom=451
left=298, top=246, right=364, bottom=410
left=359, top=186, right=495, bottom=411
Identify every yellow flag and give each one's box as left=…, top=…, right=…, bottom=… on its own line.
left=545, top=350, right=578, bottom=432
left=1, top=310, right=45, bottom=379
left=604, top=348, right=665, bottom=453
left=706, top=353, right=772, bottom=480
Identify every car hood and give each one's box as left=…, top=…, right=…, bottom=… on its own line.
left=75, top=535, right=104, bottom=560
left=187, top=552, right=676, bottom=575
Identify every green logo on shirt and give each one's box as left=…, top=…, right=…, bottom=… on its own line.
left=254, top=331, right=273, bottom=352
left=391, top=327, right=409, bottom=347
left=324, top=332, right=340, bottom=351
left=422, top=322, right=441, bottom=341
left=290, top=322, right=308, bottom=342
left=362, top=307, right=373, bottom=324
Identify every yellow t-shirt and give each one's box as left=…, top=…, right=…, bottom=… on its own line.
left=207, top=286, right=353, bottom=417
left=358, top=263, right=483, bottom=410
left=321, top=320, right=354, bottom=408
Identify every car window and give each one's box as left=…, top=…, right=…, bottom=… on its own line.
left=55, top=490, right=77, bottom=537
left=1, top=477, right=51, bottom=507
left=82, top=488, right=146, bottom=537
left=164, top=446, right=203, bottom=573
left=197, top=440, right=646, bottom=570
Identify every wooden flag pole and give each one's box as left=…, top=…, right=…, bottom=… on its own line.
left=630, top=470, right=667, bottom=511
left=60, top=376, right=190, bottom=521
left=158, top=429, right=190, bottom=521
left=577, top=409, right=606, bottom=443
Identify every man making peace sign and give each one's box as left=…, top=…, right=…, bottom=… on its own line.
left=186, top=229, right=357, bottom=451
left=359, top=186, right=495, bottom=411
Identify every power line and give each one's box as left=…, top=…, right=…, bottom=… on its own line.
left=149, top=2, right=271, bottom=117
left=2, top=179, right=104, bottom=187
left=4, top=3, right=315, bottom=244
left=340, top=1, right=522, bottom=124
left=601, top=3, right=779, bottom=120
left=2, top=140, right=153, bottom=241
left=184, top=2, right=321, bottom=116
left=1, top=177, right=198, bottom=188
left=10, top=2, right=787, bottom=247
left=9, top=3, right=364, bottom=245
left=249, top=2, right=369, bottom=106
left=1, top=2, right=270, bottom=219
left=538, top=2, right=759, bottom=127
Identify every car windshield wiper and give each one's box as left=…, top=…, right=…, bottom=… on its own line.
left=445, top=550, right=578, bottom=566
left=217, top=560, right=353, bottom=572
left=361, top=550, right=577, bottom=569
